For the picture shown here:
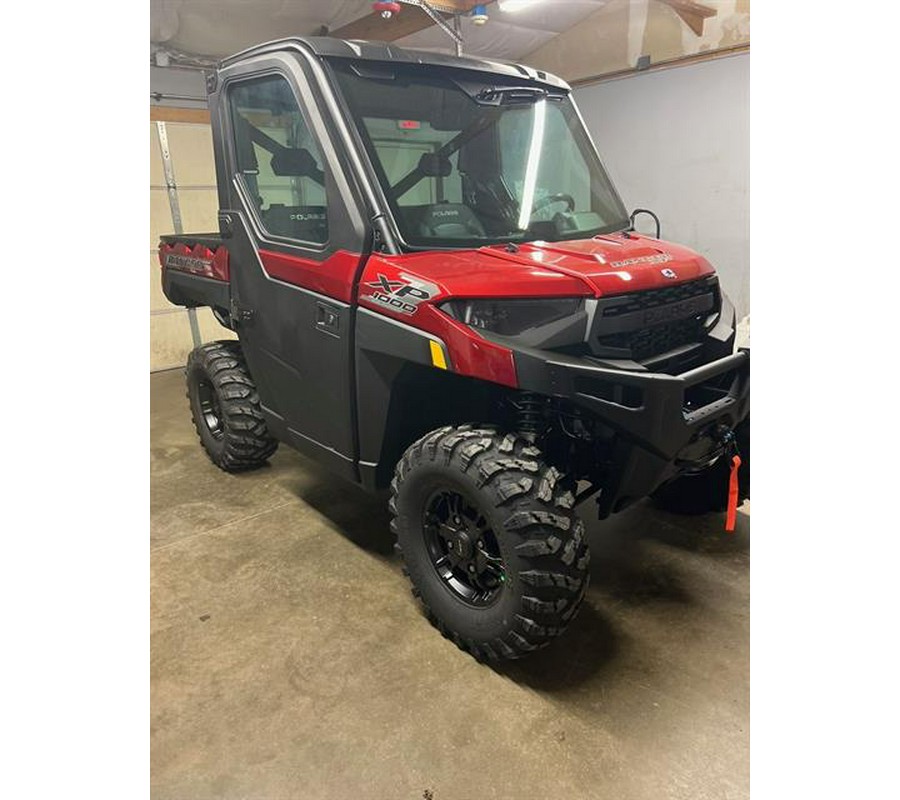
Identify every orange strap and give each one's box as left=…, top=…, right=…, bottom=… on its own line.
left=725, top=454, right=742, bottom=532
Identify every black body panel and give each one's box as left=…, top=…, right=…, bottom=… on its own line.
left=514, top=349, right=749, bottom=460
left=514, top=345, right=750, bottom=516
left=221, top=37, right=569, bottom=92
left=223, top=212, right=359, bottom=481
left=354, top=309, right=482, bottom=491
left=204, top=48, right=374, bottom=483
left=162, top=270, right=230, bottom=311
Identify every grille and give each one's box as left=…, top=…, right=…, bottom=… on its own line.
left=595, top=316, right=708, bottom=361
left=590, top=277, right=719, bottom=362
left=600, top=277, right=717, bottom=318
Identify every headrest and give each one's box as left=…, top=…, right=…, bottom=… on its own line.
left=270, top=148, right=320, bottom=178
left=417, top=153, right=452, bottom=178
left=261, top=204, right=328, bottom=241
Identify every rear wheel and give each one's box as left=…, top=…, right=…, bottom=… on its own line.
left=185, top=341, right=277, bottom=472
left=652, top=416, right=750, bottom=514
left=391, top=425, right=590, bottom=661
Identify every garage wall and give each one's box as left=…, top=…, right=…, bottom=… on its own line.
left=150, top=116, right=236, bottom=371
left=575, top=52, right=749, bottom=319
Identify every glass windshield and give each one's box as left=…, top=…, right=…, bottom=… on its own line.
left=330, top=61, right=630, bottom=248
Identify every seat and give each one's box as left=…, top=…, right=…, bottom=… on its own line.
left=260, top=205, right=328, bottom=242
left=414, top=203, right=487, bottom=239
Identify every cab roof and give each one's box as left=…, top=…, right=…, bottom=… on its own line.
left=219, top=36, right=570, bottom=92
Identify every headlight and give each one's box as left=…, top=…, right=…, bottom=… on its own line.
left=439, top=297, right=585, bottom=336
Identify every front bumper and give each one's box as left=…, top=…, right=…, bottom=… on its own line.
left=513, top=345, right=750, bottom=516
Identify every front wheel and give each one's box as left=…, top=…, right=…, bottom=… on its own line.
left=390, top=425, right=590, bottom=661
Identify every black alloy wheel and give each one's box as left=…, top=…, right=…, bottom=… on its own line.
left=423, top=488, right=507, bottom=607
left=196, top=378, right=224, bottom=439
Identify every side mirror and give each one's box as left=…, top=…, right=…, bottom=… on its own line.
left=630, top=208, right=661, bottom=239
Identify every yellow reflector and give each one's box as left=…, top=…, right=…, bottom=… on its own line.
left=429, top=340, right=448, bottom=370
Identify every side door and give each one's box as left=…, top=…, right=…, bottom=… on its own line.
left=211, top=53, right=369, bottom=481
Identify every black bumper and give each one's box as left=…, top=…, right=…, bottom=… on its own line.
left=514, top=346, right=750, bottom=516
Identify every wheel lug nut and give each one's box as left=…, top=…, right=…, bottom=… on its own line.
left=468, top=564, right=475, bottom=572
left=477, top=540, right=484, bottom=547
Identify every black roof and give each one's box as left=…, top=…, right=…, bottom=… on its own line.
left=220, top=36, right=570, bottom=92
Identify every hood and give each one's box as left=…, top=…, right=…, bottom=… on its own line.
left=481, top=233, right=715, bottom=297
left=372, top=233, right=715, bottom=301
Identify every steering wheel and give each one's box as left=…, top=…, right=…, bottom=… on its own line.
left=532, top=193, right=575, bottom=214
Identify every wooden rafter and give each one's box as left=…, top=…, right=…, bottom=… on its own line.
left=150, top=106, right=210, bottom=124
left=331, top=1, right=482, bottom=43
left=658, top=0, right=717, bottom=37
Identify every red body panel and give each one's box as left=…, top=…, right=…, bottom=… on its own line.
left=462, top=234, right=714, bottom=297
left=259, top=249, right=361, bottom=304
left=357, top=233, right=715, bottom=389
left=159, top=242, right=230, bottom=282
left=363, top=250, right=589, bottom=303
left=365, top=274, right=520, bottom=387
left=160, top=232, right=715, bottom=391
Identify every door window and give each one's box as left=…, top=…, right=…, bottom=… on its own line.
left=229, top=75, right=328, bottom=244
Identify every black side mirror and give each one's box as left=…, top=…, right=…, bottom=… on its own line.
left=630, top=208, right=661, bottom=239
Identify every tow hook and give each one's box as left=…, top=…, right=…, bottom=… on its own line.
left=713, top=423, right=736, bottom=451
left=713, top=424, right=742, bottom=532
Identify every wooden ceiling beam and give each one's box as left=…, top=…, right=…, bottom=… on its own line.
left=150, top=106, right=210, bottom=124
left=331, top=1, right=482, bottom=43
left=658, top=0, right=717, bottom=37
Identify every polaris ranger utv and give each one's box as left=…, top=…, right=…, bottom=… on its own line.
left=158, top=37, right=749, bottom=662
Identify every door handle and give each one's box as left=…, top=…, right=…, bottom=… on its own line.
left=315, top=302, right=341, bottom=337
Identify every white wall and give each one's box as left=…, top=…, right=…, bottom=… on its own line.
left=575, top=53, right=749, bottom=318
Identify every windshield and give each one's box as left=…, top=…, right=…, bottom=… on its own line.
left=329, top=61, right=630, bottom=248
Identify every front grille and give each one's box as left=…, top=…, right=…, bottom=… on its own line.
left=595, top=316, right=708, bottom=360
left=589, top=276, right=719, bottom=363
left=600, top=277, right=717, bottom=318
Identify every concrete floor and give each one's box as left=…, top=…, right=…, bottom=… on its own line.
left=151, top=368, right=749, bottom=800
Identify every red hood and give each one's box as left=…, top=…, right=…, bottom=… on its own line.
left=367, top=232, right=714, bottom=301
left=486, top=233, right=715, bottom=295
